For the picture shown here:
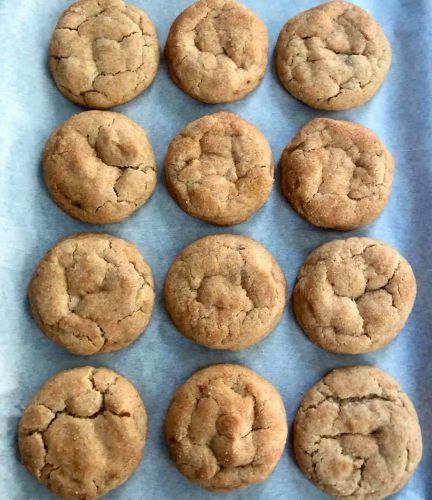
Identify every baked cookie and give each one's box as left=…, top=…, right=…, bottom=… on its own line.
left=276, top=1, right=391, bottom=110
left=293, top=237, right=416, bottom=354
left=165, top=112, right=274, bottom=225
left=165, top=363, right=287, bottom=491
left=164, top=234, right=286, bottom=350
left=43, top=111, right=157, bottom=224
left=280, top=118, right=394, bottom=230
left=29, top=233, right=155, bottom=355
left=165, top=0, right=268, bottom=103
left=49, top=0, right=160, bottom=108
left=293, top=366, right=422, bottom=499
left=19, top=366, right=147, bottom=499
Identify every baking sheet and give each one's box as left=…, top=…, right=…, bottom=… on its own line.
left=0, top=0, right=431, bottom=498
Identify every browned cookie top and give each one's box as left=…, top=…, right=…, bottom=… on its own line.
left=19, top=366, right=147, bottom=499
left=165, top=364, right=287, bottom=491
left=293, top=366, right=422, bottom=499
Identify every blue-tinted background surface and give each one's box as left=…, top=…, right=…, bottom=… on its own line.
left=0, top=1, right=431, bottom=498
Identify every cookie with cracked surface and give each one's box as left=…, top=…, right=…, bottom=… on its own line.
left=165, top=363, right=287, bottom=491
left=49, top=0, right=160, bottom=108
left=43, top=111, right=157, bottom=224
left=276, top=1, right=391, bottom=110
left=164, top=234, right=287, bottom=350
left=165, top=112, right=274, bottom=225
left=293, top=237, right=416, bottom=354
left=29, top=233, right=155, bottom=355
left=293, top=365, right=422, bottom=499
left=281, top=118, right=394, bottom=230
left=165, top=0, right=268, bottom=103
left=19, top=366, right=147, bottom=499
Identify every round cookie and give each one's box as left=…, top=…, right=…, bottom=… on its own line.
left=280, top=118, right=394, bottom=230
left=165, top=0, right=268, bottom=103
left=164, top=234, right=286, bottom=350
left=293, top=237, right=416, bottom=354
left=165, top=363, right=287, bottom=492
left=165, top=112, right=274, bottom=225
left=49, top=0, right=160, bottom=108
left=19, top=366, right=147, bottom=499
left=276, top=1, right=391, bottom=110
left=43, top=111, right=157, bottom=224
left=293, top=366, right=422, bottom=498
left=29, top=233, right=155, bottom=355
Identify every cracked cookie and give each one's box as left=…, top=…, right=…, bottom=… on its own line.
left=165, top=112, right=274, bottom=225
left=43, top=111, right=157, bottom=224
left=19, top=366, right=147, bottom=499
left=281, top=118, right=394, bottom=230
left=29, top=233, right=155, bottom=355
left=49, top=0, right=160, bottom=108
left=165, top=363, right=287, bottom=491
left=293, top=237, right=416, bottom=354
left=276, top=1, right=391, bottom=110
left=165, top=0, right=268, bottom=103
left=164, top=234, right=286, bottom=350
left=293, top=365, right=422, bottom=499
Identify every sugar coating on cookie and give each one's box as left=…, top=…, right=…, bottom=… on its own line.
left=29, top=233, right=155, bottom=355
left=165, top=0, right=268, bottom=103
left=293, top=366, right=422, bottom=498
left=276, top=1, right=391, bottom=110
left=49, top=0, right=160, bottom=108
left=281, top=118, right=394, bottom=230
left=164, top=234, right=286, bottom=350
left=165, top=112, right=274, bottom=225
left=293, top=237, right=416, bottom=354
left=19, top=366, right=147, bottom=499
left=165, top=364, right=287, bottom=491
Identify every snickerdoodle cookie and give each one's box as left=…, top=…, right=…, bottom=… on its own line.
left=19, top=366, right=147, bottom=499
left=165, top=112, right=274, bottom=225
left=49, top=0, right=160, bottom=108
left=164, top=234, right=286, bottom=350
left=43, top=111, right=157, bottom=224
left=293, top=366, right=422, bottom=498
left=29, top=233, right=155, bottom=355
left=165, top=363, right=287, bottom=491
left=276, top=1, right=391, bottom=110
left=165, top=0, right=268, bottom=103
left=293, top=237, right=416, bottom=354
left=280, top=118, right=394, bottom=230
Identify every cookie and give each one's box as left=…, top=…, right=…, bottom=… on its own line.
left=19, top=366, right=147, bottom=499
left=165, top=0, right=268, bottom=103
left=165, top=112, right=274, bottom=225
left=43, top=111, right=157, bottom=224
left=293, top=237, right=416, bottom=354
left=276, top=1, right=391, bottom=110
left=29, top=233, right=155, bottom=355
left=49, top=0, right=160, bottom=108
left=293, top=366, right=422, bottom=499
left=165, top=363, right=287, bottom=491
left=164, top=234, right=286, bottom=350
left=280, top=118, right=394, bottom=230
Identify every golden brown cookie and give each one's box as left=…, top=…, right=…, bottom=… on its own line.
left=165, top=364, right=287, bottom=491
left=19, top=366, right=147, bottom=499
left=293, top=237, right=416, bottom=354
left=165, top=0, right=268, bottom=103
left=293, top=366, right=422, bottom=499
left=280, top=118, right=394, bottom=230
left=49, top=0, right=160, bottom=108
left=43, top=111, right=157, bottom=224
left=165, top=112, right=274, bottom=225
left=29, top=233, right=155, bottom=355
left=164, top=234, right=286, bottom=350
left=276, top=1, right=391, bottom=110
